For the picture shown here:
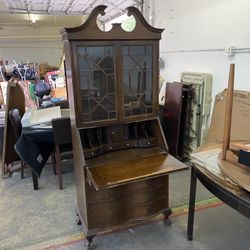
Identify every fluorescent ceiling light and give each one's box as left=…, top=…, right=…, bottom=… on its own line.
left=30, top=14, right=36, bottom=23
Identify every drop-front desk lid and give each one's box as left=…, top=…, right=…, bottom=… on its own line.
left=86, top=147, right=188, bottom=190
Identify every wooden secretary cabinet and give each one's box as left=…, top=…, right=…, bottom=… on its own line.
left=61, top=5, right=187, bottom=247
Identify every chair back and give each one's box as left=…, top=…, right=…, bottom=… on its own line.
left=52, top=117, right=72, bottom=146
left=9, top=108, right=22, bottom=140
left=52, top=116, right=72, bottom=190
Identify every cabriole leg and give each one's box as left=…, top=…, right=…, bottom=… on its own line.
left=163, top=208, right=172, bottom=226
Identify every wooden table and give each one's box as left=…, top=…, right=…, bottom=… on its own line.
left=187, top=163, right=250, bottom=240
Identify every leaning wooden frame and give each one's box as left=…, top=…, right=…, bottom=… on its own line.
left=218, top=63, right=250, bottom=192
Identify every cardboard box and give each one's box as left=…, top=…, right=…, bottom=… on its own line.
left=207, top=89, right=250, bottom=143
left=51, top=87, right=67, bottom=98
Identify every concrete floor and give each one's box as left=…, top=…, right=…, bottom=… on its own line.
left=0, top=160, right=249, bottom=250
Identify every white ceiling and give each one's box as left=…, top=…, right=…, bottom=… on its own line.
left=0, top=0, right=141, bottom=66
left=0, top=0, right=139, bottom=25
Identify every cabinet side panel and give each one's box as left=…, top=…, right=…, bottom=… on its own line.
left=64, top=41, right=77, bottom=125
left=72, top=128, right=88, bottom=228
left=64, top=41, right=89, bottom=227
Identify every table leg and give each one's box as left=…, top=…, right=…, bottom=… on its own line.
left=32, top=172, right=39, bottom=190
left=187, top=164, right=197, bottom=241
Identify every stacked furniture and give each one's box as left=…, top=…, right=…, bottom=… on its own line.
left=162, top=82, right=193, bottom=159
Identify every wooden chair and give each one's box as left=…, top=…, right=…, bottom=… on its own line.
left=9, top=108, right=57, bottom=190
left=8, top=108, right=25, bottom=178
left=52, top=117, right=73, bottom=189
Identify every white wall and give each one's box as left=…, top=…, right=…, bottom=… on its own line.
left=2, top=1, right=250, bottom=93
left=0, top=15, right=85, bottom=67
left=0, top=25, right=63, bottom=66
left=0, top=39, right=62, bottom=66
left=151, top=0, right=250, bottom=97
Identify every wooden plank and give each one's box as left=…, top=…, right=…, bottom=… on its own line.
left=231, top=142, right=250, bottom=151
left=191, top=146, right=239, bottom=188
left=218, top=152, right=250, bottom=192
left=222, top=63, right=235, bottom=160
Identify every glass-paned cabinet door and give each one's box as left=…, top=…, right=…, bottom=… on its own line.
left=123, top=45, right=153, bottom=117
left=77, top=46, right=116, bottom=123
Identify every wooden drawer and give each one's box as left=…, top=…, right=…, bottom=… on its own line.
left=86, top=175, right=169, bottom=229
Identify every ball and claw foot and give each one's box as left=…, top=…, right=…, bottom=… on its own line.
left=164, top=218, right=172, bottom=226
left=87, top=241, right=96, bottom=250
left=76, top=214, right=82, bottom=225
left=163, top=209, right=172, bottom=227
left=86, top=236, right=96, bottom=250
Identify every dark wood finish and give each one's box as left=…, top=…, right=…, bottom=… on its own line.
left=60, top=5, right=163, bottom=41
left=187, top=163, right=250, bottom=240
left=86, top=148, right=185, bottom=190
left=163, top=83, right=187, bottom=157
left=85, top=175, right=170, bottom=229
left=55, top=145, right=63, bottom=189
left=2, top=82, right=25, bottom=177
left=187, top=164, right=197, bottom=240
left=162, top=82, right=193, bottom=159
left=163, top=83, right=184, bottom=156
left=61, top=5, right=187, bottom=243
left=8, top=108, right=26, bottom=179
left=52, top=117, right=73, bottom=190
left=60, top=6, right=162, bottom=128
left=31, top=172, right=39, bottom=190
